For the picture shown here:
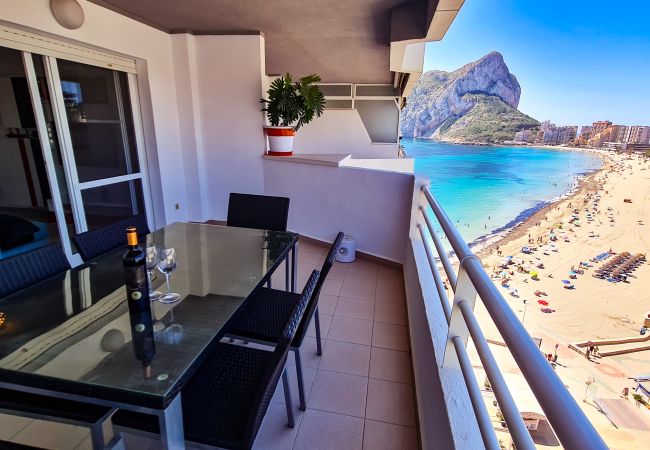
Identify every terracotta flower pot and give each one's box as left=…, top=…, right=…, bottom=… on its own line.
left=265, top=126, right=295, bottom=156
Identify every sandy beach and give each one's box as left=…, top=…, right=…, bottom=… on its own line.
left=460, top=149, right=650, bottom=448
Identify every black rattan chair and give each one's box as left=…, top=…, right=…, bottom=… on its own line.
left=226, top=193, right=290, bottom=232
left=0, top=243, right=70, bottom=298
left=111, top=270, right=320, bottom=450
left=71, top=215, right=150, bottom=262
left=226, top=232, right=344, bottom=410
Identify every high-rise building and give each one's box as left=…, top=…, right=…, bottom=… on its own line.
left=539, top=120, right=553, bottom=132
left=592, top=120, right=612, bottom=135
left=558, top=126, right=578, bottom=144
left=540, top=125, right=577, bottom=145
left=600, top=125, right=624, bottom=143
left=536, top=121, right=555, bottom=143
left=542, top=127, right=557, bottom=144
left=513, top=129, right=532, bottom=142
left=579, top=126, right=593, bottom=140
left=624, top=126, right=650, bottom=144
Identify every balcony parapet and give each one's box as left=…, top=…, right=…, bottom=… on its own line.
left=404, top=178, right=609, bottom=449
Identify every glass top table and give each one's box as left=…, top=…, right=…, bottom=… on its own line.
left=0, top=222, right=298, bottom=448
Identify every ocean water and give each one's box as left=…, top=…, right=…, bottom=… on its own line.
left=402, top=138, right=603, bottom=246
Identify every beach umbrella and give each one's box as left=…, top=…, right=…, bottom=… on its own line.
left=529, top=271, right=538, bottom=278
left=562, top=279, right=570, bottom=284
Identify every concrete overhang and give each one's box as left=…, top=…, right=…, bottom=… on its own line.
left=87, top=0, right=464, bottom=95
left=390, top=0, right=464, bottom=96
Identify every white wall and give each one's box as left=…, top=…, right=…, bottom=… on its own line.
left=0, top=0, right=186, bottom=227
left=186, top=34, right=268, bottom=221
left=170, top=34, right=202, bottom=220
left=293, top=109, right=399, bottom=158
left=354, top=99, right=400, bottom=143
left=264, top=160, right=413, bottom=262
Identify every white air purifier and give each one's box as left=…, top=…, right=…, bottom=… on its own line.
left=336, top=235, right=356, bottom=263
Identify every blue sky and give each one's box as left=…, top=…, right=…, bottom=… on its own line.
left=424, top=0, right=650, bottom=126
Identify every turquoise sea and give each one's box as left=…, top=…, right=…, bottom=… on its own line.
left=401, top=139, right=603, bottom=246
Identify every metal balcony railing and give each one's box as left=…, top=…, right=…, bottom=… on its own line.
left=416, top=185, right=608, bottom=450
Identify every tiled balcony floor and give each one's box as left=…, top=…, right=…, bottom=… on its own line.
left=0, top=240, right=418, bottom=450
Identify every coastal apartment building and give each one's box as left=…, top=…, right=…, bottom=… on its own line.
left=540, top=124, right=578, bottom=145
left=0, top=1, right=608, bottom=450
left=588, top=123, right=650, bottom=147
left=513, top=128, right=532, bottom=143
left=579, top=125, right=594, bottom=140
left=624, top=125, right=650, bottom=144
left=592, top=120, right=612, bottom=135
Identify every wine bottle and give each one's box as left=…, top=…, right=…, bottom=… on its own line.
left=123, top=227, right=150, bottom=313
left=129, top=309, right=156, bottom=379
left=123, top=227, right=155, bottom=377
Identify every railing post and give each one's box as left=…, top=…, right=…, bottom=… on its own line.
left=409, top=177, right=430, bottom=240
left=443, top=255, right=479, bottom=368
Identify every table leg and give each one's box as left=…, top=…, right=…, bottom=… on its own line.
left=159, top=394, right=185, bottom=450
left=285, top=251, right=290, bottom=291
left=291, top=243, right=298, bottom=293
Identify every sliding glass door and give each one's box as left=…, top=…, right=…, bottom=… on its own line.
left=0, top=47, right=68, bottom=260
left=0, top=43, right=152, bottom=263
left=46, top=57, right=150, bottom=231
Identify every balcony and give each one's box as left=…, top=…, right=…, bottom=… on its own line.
left=0, top=1, right=611, bottom=449
left=0, top=245, right=419, bottom=450
left=0, top=154, right=608, bottom=449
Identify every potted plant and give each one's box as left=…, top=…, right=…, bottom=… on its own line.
left=260, top=73, right=325, bottom=156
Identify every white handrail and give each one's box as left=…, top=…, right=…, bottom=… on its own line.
left=418, top=205, right=458, bottom=290
left=418, top=185, right=608, bottom=450
left=417, top=223, right=451, bottom=323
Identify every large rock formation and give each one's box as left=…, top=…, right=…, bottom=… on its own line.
left=401, top=51, right=539, bottom=143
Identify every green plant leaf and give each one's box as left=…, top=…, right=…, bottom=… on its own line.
left=260, top=73, right=325, bottom=130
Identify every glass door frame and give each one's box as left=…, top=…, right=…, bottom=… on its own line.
left=21, top=51, right=78, bottom=263
left=44, top=55, right=154, bottom=234
left=18, top=50, right=155, bottom=265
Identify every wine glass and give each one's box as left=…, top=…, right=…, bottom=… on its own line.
left=145, top=244, right=163, bottom=301
left=157, top=247, right=181, bottom=303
